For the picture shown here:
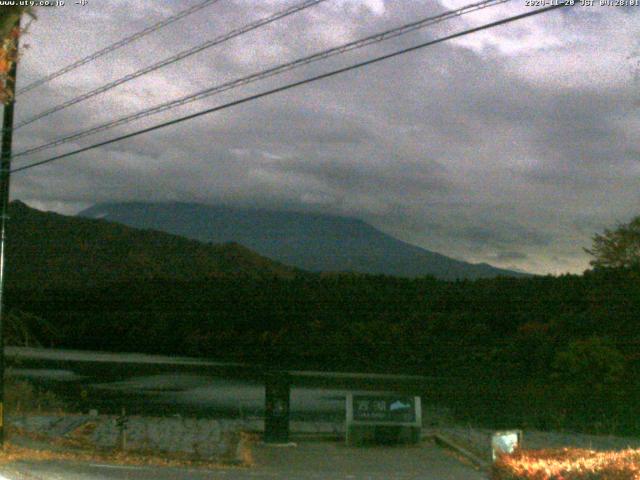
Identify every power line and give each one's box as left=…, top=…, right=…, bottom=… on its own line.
left=16, top=0, right=223, bottom=96
left=13, top=0, right=509, bottom=160
left=11, top=3, right=572, bottom=175
left=13, top=0, right=327, bottom=131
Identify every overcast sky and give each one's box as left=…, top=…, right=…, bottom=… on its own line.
left=9, top=0, right=639, bottom=275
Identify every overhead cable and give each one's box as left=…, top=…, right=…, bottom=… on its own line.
left=14, top=0, right=509, bottom=159
left=11, top=3, right=572, bottom=174
left=14, top=0, right=327, bottom=130
left=17, top=0, right=223, bottom=95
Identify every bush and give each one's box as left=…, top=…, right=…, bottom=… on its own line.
left=5, top=378, right=65, bottom=414
left=551, top=337, right=627, bottom=432
left=492, top=448, right=640, bottom=480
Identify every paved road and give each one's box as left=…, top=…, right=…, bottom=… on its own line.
left=0, top=440, right=487, bottom=479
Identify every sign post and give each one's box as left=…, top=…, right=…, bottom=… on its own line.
left=346, top=393, right=421, bottom=446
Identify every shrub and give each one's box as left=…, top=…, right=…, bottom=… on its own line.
left=492, top=448, right=640, bottom=480
left=5, top=378, right=65, bottom=414
left=551, top=337, right=627, bottom=432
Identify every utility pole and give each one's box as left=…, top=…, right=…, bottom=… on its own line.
left=0, top=17, right=20, bottom=448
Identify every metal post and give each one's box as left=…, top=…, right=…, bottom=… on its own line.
left=116, top=407, right=128, bottom=451
left=264, top=371, right=291, bottom=443
left=0, top=17, right=20, bottom=448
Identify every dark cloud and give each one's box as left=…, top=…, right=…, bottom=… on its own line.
left=491, top=250, right=528, bottom=262
left=460, top=223, right=551, bottom=248
left=9, top=0, right=640, bottom=274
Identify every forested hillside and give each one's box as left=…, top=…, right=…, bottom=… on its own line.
left=5, top=201, right=299, bottom=289
left=80, top=202, right=525, bottom=279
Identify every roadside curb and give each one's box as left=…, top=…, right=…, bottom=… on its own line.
left=429, top=432, right=490, bottom=470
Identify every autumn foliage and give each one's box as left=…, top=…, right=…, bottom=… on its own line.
left=0, top=7, right=32, bottom=104
left=492, top=448, right=640, bottom=480
left=0, top=25, right=20, bottom=104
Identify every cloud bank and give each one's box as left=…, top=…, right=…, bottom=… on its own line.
left=10, top=0, right=640, bottom=274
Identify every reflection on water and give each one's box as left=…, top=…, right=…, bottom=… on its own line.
left=8, top=368, right=85, bottom=381
left=92, top=374, right=214, bottom=392
left=92, top=374, right=349, bottom=415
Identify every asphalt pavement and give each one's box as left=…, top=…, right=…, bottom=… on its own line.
left=0, top=439, right=487, bottom=479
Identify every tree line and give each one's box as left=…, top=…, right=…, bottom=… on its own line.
left=6, top=265, right=640, bottom=434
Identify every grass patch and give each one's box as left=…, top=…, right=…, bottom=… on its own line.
left=492, top=448, right=640, bottom=479
left=0, top=441, right=243, bottom=470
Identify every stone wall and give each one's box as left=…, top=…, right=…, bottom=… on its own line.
left=10, top=414, right=245, bottom=460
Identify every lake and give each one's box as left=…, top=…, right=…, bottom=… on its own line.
left=5, top=346, right=428, bottom=420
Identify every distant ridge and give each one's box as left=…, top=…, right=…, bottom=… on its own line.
left=79, top=202, right=526, bottom=280
left=7, top=201, right=298, bottom=290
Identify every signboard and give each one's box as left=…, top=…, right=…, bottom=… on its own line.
left=491, top=430, right=522, bottom=461
left=346, top=393, right=421, bottom=427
